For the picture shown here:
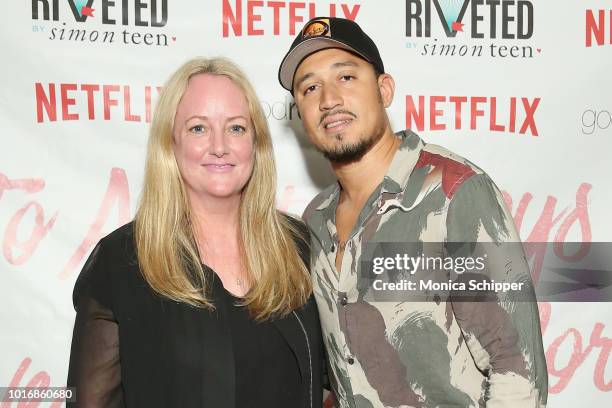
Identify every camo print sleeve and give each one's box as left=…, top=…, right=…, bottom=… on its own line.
left=446, top=174, right=548, bottom=407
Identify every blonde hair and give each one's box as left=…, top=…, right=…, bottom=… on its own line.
left=134, top=57, right=311, bottom=320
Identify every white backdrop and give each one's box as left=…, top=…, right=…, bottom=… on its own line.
left=1, top=0, right=611, bottom=406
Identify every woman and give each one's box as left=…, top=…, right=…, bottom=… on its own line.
left=67, top=58, right=324, bottom=407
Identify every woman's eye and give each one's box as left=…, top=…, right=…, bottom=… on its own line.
left=189, top=125, right=205, bottom=133
left=229, top=125, right=246, bottom=133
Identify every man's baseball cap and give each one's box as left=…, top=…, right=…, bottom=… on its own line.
left=278, top=17, right=384, bottom=92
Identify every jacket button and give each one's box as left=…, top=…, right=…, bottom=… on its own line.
left=347, top=357, right=355, bottom=365
left=339, top=296, right=348, bottom=306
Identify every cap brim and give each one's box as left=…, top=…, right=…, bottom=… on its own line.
left=278, top=37, right=367, bottom=91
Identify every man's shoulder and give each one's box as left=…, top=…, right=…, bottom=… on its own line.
left=301, top=183, right=338, bottom=223
left=419, top=142, right=486, bottom=175
left=414, top=140, right=491, bottom=199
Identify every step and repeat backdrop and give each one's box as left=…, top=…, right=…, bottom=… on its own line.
left=1, top=0, right=611, bottom=406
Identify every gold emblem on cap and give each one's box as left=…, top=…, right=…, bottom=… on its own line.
left=303, top=19, right=330, bottom=38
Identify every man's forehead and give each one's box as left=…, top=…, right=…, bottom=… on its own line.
left=296, top=48, right=368, bottom=75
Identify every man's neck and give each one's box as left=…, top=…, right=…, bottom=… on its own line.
left=332, top=127, right=400, bottom=204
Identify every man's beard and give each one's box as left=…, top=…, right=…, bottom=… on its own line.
left=318, top=119, right=386, bottom=165
left=318, top=134, right=378, bottom=165
left=315, top=101, right=386, bottom=165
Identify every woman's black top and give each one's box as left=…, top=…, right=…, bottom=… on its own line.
left=66, top=219, right=324, bottom=408
left=216, top=275, right=301, bottom=408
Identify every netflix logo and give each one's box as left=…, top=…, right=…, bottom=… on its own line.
left=586, top=8, right=612, bottom=47
left=406, top=95, right=541, bottom=136
left=222, top=0, right=361, bottom=37
left=35, top=82, right=162, bottom=123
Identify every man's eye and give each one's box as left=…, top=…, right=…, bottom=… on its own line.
left=189, top=125, right=205, bottom=133
left=304, top=85, right=317, bottom=95
left=229, top=125, right=246, bottom=133
left=340, top=75, right=355, bottom=81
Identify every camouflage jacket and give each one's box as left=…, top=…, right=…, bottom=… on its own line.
left=303, top=130, right=548, bottom=408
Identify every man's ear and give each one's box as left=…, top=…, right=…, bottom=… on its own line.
left=378, top=73, right=395, bottom=108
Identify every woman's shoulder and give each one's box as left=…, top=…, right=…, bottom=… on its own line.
left=279, top=212, right=310, bottom=241
left=72, top=222, right=138, bottom=308
left=98, top=221, right=136, bottom=252
left=91, top=221, right=140, bottom=268
left=279, top=212, right=311, bottom=262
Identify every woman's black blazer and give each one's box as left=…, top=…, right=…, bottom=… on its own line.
left=67, top=220, right=324, bottom=408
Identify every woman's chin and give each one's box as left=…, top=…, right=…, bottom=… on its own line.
left=190, top=185, right=243, bottom=201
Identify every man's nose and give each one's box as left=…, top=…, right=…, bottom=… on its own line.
left=319, top=84, right=343, bottom=111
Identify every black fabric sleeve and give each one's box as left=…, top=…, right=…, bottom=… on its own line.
left=67, top=241, right=125, bottom=407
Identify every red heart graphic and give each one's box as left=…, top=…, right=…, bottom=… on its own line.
left=536, top=48, right=541, bottom=53
left=172, top=37, right=176, bottom=41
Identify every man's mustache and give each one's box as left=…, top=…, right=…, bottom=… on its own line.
left=319, top=110, right=357, bottom=127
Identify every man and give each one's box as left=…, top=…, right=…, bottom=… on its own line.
left=278, top=17, right=548, bottom=408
